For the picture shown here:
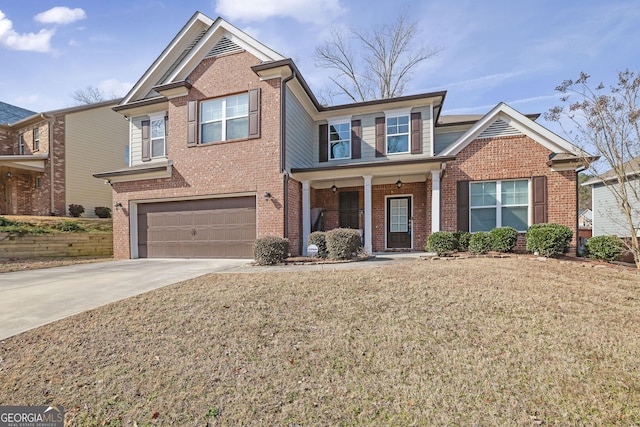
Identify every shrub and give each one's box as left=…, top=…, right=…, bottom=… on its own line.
left=585, top=235, right=624, bottom=262
left=68, top=204, right=85, bottom=217
left=469, top=232, right=492, bottom=254
left=426, top=231, right=457, bottom=255
left=489, top=226, right=518, bottom=253
left=326, top=228, right=362, bottom=260
left=94, top=206, right=112, bottom=218
left=54, top=220, right=86, bottom=232
left=454, top=231, right=471, bottom=252
left=307, top=231, right=328, bottom=258
left=526, top=223, right=573, bottom=257
left=0, top=216, right=19, bottom=227
left=253, top=236, right=289, bottom=265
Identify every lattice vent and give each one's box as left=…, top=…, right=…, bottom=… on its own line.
left=478, top=118, right=522, bottom=138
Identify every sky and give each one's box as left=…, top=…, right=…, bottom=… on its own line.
left=0, top=0, right=638, bottom=135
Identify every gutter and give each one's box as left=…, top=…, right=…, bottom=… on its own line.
left=281, top=69, right=295, bottom=240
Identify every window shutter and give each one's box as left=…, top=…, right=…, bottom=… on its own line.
left=187, top=100, right=197, bottom=146
left=411, top=112, right=422, bottom=154
left=532, top=175, right=548, bottom=224
left=457, top=180, right=470, bottom=232
left=351, top=119, right=361, bottom=159
left=319, top=124, right=328, bottom=163
left=375, top=117, right=385, bottom=157
left=248, top=88, right=261, bottom=139
left=164, top=115, right=169, bottom=155
left=141, top=120, right=151, bottom=162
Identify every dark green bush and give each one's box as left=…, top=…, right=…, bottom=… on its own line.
left=585, top=235, right=624, bottom=262
left=94, top=206, right=112, bottom=218
left=253, top=236, right=289, bottom=265
left=68, top=204, right=85, bottom=217
left=489, top=226, right=518, bottom=253
left=0, top=216, right=19, bottom=227
left=469, top=232, right=492, bottom=254
left=526, top=223, right=573, bottom=257
left=307, top=231, right=328, bottom=258
left=454, top=231, right=471, bottom=251
left=54, top=220, right=86, bottom=232
left=426, top=231, right=457, bottom=255
left=326, top=228, right=362, bottom=260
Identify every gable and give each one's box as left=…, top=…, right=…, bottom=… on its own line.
left=477, top=117, right=522, bottom=139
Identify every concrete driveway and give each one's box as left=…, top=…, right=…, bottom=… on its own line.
left=0, top=258, right=249, bottom=340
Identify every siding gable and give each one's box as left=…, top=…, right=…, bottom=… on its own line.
left=478, top=118, right=522, bottom=139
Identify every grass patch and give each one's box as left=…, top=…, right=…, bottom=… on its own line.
left=0, top=258, right=639, bottom=425
left=0, top=215, right=112, bottom=234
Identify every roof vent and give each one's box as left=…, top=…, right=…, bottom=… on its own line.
left=205, top=36, right=243, bottom=58
left=478, top=118, right=522, bottom=138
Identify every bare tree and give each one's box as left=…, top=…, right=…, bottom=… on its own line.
left=71, top=86, right=107, bottom=105
left=314, top=11, right=440, bottom=104
left=546, top=70, right=640, bottom=268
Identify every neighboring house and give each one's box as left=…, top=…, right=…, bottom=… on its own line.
left=578, top=209, right=592, bottom=228
left=95, top=12, right=591, bottom=259
left=0, top=100, right=129, bottom=217
left=584, top=157, right=640, bottom=237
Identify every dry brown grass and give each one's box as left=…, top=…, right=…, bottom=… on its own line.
left=0, top=257, right=639, bottom=426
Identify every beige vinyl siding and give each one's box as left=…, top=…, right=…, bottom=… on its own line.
left=312, top=106, right=433, bottom=167
left=130, top=116, right=145, bottom=166
left=285, top=87, right=314, bottom=170
left=434, top=123, right=474, bottom=155
left=65, top=104, right=129, bottom=217
left=592, top=179, right=640, bottom=237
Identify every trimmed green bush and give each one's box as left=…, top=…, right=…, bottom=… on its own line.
left=585, top=235, right=624, bottom=262
left=54, top=220, right=86, bottom=232
left=525, top=223, right=573, bottom=257
left=469, top=232, right=492, bottom=254
left=489, top=226, right=518, bottom=253
left=454, top=231, right=471, bottom=252
left=94, top=206, right=112, bottom=218
left=253, top=236, right=289, bottom=265
left=426, top=231, right=457, bottom=255
left=326, top=228, right=362, bottom=260
left=68, top=204, right=85, bottom=217
left=307, top=231, right=328, bottom=258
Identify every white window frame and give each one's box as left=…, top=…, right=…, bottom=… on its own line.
left=384, top=108, right=411, bottom=155
left=327, top=115, right=352, bottom=160
left=149, top=115, right=166, bottom=158
left=33, top=127, right=40, bottom=151
left=469, top=179, right=530, bottom=232
left=200, top=94, right=249, bottom=144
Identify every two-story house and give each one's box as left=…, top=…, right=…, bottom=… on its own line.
left=1, top=100, right=129, bottom=217
left=95, top=12, right=591, bottom=259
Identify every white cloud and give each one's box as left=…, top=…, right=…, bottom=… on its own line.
left=0, top=10, right=54, bottom=52
left=98, top=79, right=132, bottom=98
left=215, top=0, right=345, bottom=24
left=34, top=7, right=86, bottom=25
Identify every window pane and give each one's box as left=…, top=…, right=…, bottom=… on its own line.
left=201, top=99, right=223, bottom=122
left=151, top=119, right=165, bottom=139
left=151, top=139, right=164, bottom=157
left=202, top=122, right=222, bottom=143
left=390, top=199, right=408, bottom=232
left=226, top=117, right=248, bottom=140
left=502, top=179, right=528, bottom=205
left=330, top=141, right=350, bottom=159
left=387, top=135, right=408, bottom=153
left=470, top=182, right=496, bottom=207
left=470, top=208, right=496, bottom=232
left=226, top=94, right=248, bottom=118
left=502, top=206, right=528, bottom=231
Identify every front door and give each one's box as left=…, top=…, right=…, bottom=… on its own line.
left=339, top=191, right=360, bottom=229
left=387, top=196, right=412, bottom=249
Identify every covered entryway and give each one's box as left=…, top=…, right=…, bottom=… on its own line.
left=386, top=196, right=412, bottom=249
left=137, top=197, right=256, bottom=258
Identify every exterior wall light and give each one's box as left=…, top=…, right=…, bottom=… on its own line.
left=331, top=184, right=337, bottom=193
left=263, top=192, right=272, bottom=201
left=396, top=180, right=402, bottom=188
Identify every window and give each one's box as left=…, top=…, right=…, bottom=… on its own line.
left=386, top=115, right=409, bottom=154
left=201, top=94, right=249, bottom=143
left=35, top=176, right=42, bottom=188
left=150, top=116, right=166, bottom=158
left=470, top=179, right=529, bottom=232
left=19, top=134, right=25, bottom=155
left=329, top=122, right=350, bottom=159
left=33, top=128, right=40, bottom=151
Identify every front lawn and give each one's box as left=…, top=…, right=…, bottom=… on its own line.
left=0, top=258, right=638, bottom=425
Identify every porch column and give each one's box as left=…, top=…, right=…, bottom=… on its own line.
left=302, top=180, right=311, bottom=256
left=431, top=170, right=441, bottom=233
left=363, top=175, right=373, bottom=254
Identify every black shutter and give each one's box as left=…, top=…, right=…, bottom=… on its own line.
left=141, top=120, right=150, bottom=162
left=457, top=180, right=470, bottom=232
left=411, top=112, right=422, bottom=154
left=248, top=88, right=260, bottom=139
left=375, top=117, right=385, bottom=157
left=532, top=176, right=548, bottom=224
left=351, top=119, right=361, bottom=159
left=319, top=124, right=328, bottom=162
left=187, top=100, right=197, bottom=146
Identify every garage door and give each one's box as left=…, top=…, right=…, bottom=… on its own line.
left=137, top=197, right=256, bottom=258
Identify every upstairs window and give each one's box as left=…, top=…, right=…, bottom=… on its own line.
left=19, top=134, right=25, bottom=155
left=386, top=114, right=410, bottom=154
left=33, top=128, right=40, bottom=151
left=150, top=116, right=166, bottom=158
left=201, top=93, right=249, bottom=143
left=329, top=122, right=351, bottom=160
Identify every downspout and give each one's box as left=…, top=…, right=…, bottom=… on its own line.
left=280, top=68, right=296, bottom=239
left=41, top=113, right=55, bottom=215
left=576, top=166, right=586, bottom=256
